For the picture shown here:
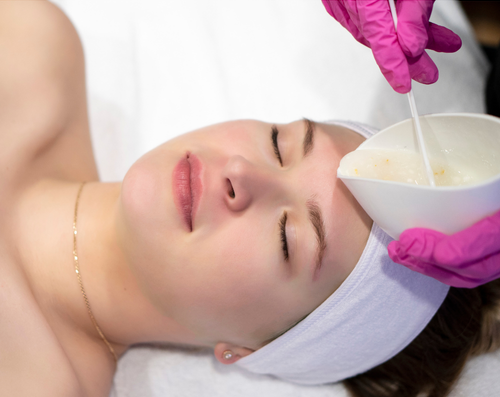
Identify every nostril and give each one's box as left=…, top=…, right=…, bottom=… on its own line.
left=226, top=179, right=235, bottom=198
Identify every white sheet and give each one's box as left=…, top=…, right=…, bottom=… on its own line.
left=49, top=1, right=498, bottom=395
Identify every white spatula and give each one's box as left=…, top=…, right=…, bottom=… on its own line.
left=388, top=0, right=436, bottom=187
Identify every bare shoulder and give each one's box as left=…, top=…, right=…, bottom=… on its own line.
left=0, top=0, right=84, bottom=123
left=0, top=0, right=98, bottom=189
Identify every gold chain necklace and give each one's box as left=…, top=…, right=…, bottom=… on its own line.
left=73, top=182, right=117, bottom=363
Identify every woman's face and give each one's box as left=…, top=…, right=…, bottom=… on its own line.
left=118, top=119, right=369, bottom=348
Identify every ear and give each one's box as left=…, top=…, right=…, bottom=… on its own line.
left=213, top=342, right=255, bottom=365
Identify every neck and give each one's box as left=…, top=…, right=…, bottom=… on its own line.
left=15, top=179, right=203, bottom=361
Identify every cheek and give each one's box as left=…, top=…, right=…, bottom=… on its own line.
left=174, top=228, right=273, bottom=304
left=166, top=224, right=284, bottom=327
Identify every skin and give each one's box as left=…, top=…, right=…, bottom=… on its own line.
left=0, top=1, right=371, bottom=396
left=118, top=117, right=372, bottom=349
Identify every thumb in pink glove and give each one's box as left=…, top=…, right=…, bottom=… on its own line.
left=321, top=0, right=462, bottom=93
left=388, top=211, right=500, bottom=288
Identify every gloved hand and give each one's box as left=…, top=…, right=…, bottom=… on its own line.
left=321, top=0, right=462, bottom=93
left=388, top=211, right=500, bottom=288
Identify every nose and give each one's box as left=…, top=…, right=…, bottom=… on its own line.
left=222, top=155, right=281, bottom=212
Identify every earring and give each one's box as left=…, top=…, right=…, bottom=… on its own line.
left=223, top=350, right=234, bottom=360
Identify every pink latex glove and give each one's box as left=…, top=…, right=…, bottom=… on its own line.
left=321, top=0, right=462, bottom=93
left=388, top=211, right=500, bottom=288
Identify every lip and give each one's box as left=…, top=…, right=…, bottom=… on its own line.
left=172, top=153, right=203, bottom=232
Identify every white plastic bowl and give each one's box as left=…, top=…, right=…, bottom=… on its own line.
left=337, top=113, right=500, bottom=240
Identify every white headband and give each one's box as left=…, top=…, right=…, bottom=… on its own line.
left=236, top=224, right=450, bottom=385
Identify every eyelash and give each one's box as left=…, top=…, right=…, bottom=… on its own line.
left=271, top=126, right=283, bottom=166
left=272, top=127, right=288, bottom=261
left=279, top=212, right=289, bottom=261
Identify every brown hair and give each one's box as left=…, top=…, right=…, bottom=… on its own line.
left=343, top=279, right=500, bottom=397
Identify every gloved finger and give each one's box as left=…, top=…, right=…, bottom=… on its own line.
left=390, top=213, right=500, bottom=268
left=321, top=0, right=370, bottom=47
left=410, top=260, right=497, bottom=288
left=446, top=252, right=500, bottom=281
left=396, top=0, right=433, bottom=57
left=357, top=0, right=411, bottom=93
left=426, top=23, right=462, bottom=53
left=433, top=211, right=500, bottom=266
left=407, top=50, right=438, bottom=85
left=388, top=239, right=500, bottom=288
left=470, top=254, right=500, bottom=284
left=388, top=228, right=444, bottom=266
left=388, top=239, right=469, bottom=287
left=408, top=260, right=487, bottom=288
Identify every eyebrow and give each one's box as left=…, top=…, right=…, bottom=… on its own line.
left=302, top=118, right=315, bottom=157
left=307, top=198, right=327, bottom=272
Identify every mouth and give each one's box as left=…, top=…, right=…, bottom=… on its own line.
left=172, top=153, right=203, bottom=232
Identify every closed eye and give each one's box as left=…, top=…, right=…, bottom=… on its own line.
left=279, top=212, right=289, bottom=261
left=271, top=126, right=283, bottom=166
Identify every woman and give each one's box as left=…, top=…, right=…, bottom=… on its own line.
left=1, top=2, right=499, bottom=397
left=1, top=2, right=372, bottom=394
